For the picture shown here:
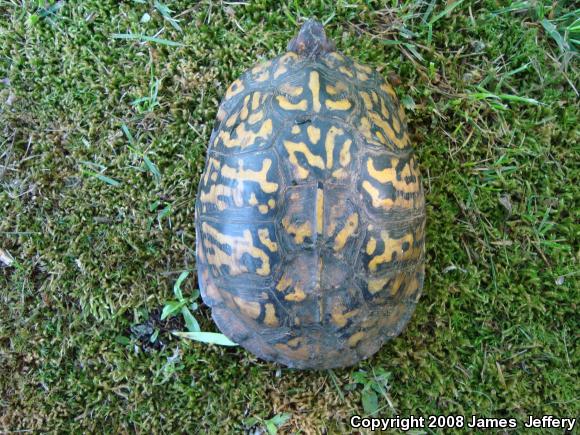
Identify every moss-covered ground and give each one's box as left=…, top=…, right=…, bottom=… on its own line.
left=1, top=0, right=578, bottom=432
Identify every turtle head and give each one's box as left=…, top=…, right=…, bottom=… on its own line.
left=287, top=19, right=336, bottom=57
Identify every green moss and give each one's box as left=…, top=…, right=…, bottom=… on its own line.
left=1, top=0, right=578, bottom=432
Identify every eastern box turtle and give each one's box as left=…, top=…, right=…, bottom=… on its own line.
left=195, top=19, right=426, bottom=369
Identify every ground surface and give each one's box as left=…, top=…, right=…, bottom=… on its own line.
left=1, top=0, right=578, bottom=433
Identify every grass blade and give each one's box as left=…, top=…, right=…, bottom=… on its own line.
left=173, top=331, right=238, bottom=346
left=421, top=0, right=437, bottom=24
left=82, top=170, right=121, bottom=186
left=121, top=123, right=136, bottom=146
left=497, top=93, right=542, bottom=105
left=541, top=19, right=571, bottom=53
left=173, top=270, right=189, bottom=300
left=181, top=307, right=201, bottom=332
left=143, top=154, right=161, bottom=184
left=154, top=1, right=182, bottom=32
left=470, top=87, right=542, bottom=106
left=429, top=0, right=466, bottom=25
left=112, top=33, right=184, bottom=47
left=492, top=1, right=530, bottom=15
left=161, top=300, right=183, bottom=320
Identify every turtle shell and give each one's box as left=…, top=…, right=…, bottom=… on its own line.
left=195, top=20, right=425, bottom=369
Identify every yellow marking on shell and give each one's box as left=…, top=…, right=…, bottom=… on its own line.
left=362, top=181, right=383, bottom=208
left=276, top=95, right=308, bottom=111
left=279, top=83, right=304, bottom=97
left=325, top=98, right=352, bottom=111
left=333, top=213, right=358, bottom=251
left=326, top=203, right=342, bottom=236
left=380, top=98, right=390, bottom=118
left=362, top=180, right=420, bottom=210
left=366, top=237, right=377, bottom=255
left=307, top=125, right=321, bottom=144
left=368, top=275, right=389, bottom=294
left=248, top=193, right=258, bottom=206
left=331, top=304, right=359, bottom=328
left=404, top=274, right=421, bottom=300
left=356, top=70, right=369, bottom=81
left=268, top=199, right=275, bottom=208
left=380, top=82, right=397, bottom=99
left=258, top=204, right=269, bottom=214
left=339, top=66, right=354, bottom=78
left=367, top=109, right=407, bottom=148
left=329, top=52, right=345, bottom=62
left=218, top=118, right=273, bottom=149
left=347, top=331, right=364, bottom=347
left=225, top=79, right=244, bottom=100
left=252, top=62, right=271, bottom=83
left=368, top=229, right=422, bottom=272
left=251, top=92, right=261, bottom=110
left=202, top=222, right=271, bottom=276
left=200, top=157, right=218, bottom=184
left=354, top=62, right=373, bottom=74
left=216, top=107, right=227, bottom=122
left=264, top=303, right=278, bottom=326
left=367, top=157, right=419, bottom=193
left=283, top=140, right=325, bottom=179
left=309, top=71, right=321, bottom=112
left=392, top=110, right=401, bottom=133
left=367, top=157, right=396, bottom=184
left=258, top=228, right=278, bottom=252
left=239, top=94, right=250, bottom=120
left=251, top=60, right=271, bottom=73
left=316, top=186, right=324, bottom=235
left=248, top=111, right=264, bottom=125
left=275, top=341, right=309, bottom=360
left=326, top=81, right=348, bottom=96
left=389, top=273, right=407, bottom=296
left=284, top=285, right=306, bottom=302
left=287, top=337, right=302, bottom=347
left=276, top=273, right=292, bottom=291
left=210, top=172, right=218, bottom=182
left=221, top=158, right=278, bottom=194
left=282, top=217, right=312, bottom=244
left=400, top=132, right=410, bottom=148
left=324, top=126, right=344, bottom=169
left=273, top=52, right=297, bottom=79
left=225, top=112, right=238, bottom=128
left=203, top=272, right=222, bottom=302
left=332, top=168, right=347, bottom=179
left=376, top=131, right=387, bottom=144
left=200, top=184, right=243, bottom=210
left=357, top=88, right=409, bottom=149
left=233, top=296, right=261, bottom=319
left=274, top=65, right=287, bottom=79
left=360, top=91, right=373, bottom=109
left=398, top=104, right=406, bottom=122
left=291, top=125, right=301, bottom=135
left=359, top=116, right=372, bottom=138
left=339, top=139, right=352, bottom=167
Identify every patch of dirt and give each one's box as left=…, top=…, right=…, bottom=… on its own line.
left=128, top=307, right=185, bottom=351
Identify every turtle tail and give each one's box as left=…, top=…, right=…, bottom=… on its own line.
left=287, top=19, right=336, bottom=57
